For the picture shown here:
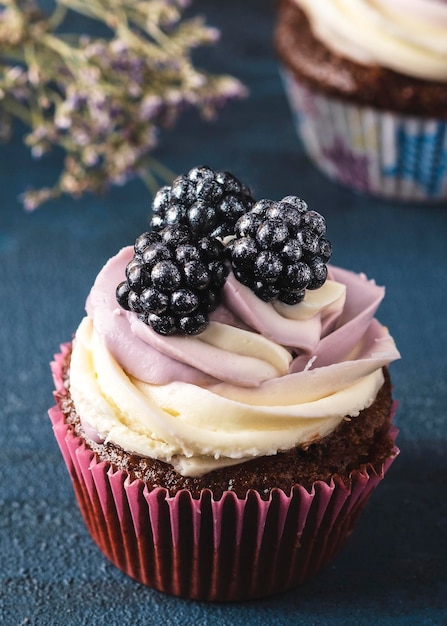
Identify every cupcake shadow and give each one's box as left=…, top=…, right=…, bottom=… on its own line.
left=266, top=440, right=447, bottom=611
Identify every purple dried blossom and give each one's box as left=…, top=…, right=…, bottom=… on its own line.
left=71, top=126, right=91, bottom=147
left=83, top=41, right=107, bottom=59
left=25, top=124, right=58, bottom=158
left=2, top=66, right=30, bottom=102
left=64, top=89, right=88, bottom=112
left=54, top=106, right=72, bottom=130
left=202, top=26, right=220, bottom=44
left=22, top=187, right=56, bottom=211
left=81, top=146, right=100, bottom=167
left=138, top=94, right=164, bottom=121
left=78, top=66, right=101, bottom=86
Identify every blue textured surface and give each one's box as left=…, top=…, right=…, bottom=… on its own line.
left=1, top=1, right=447, bottom=624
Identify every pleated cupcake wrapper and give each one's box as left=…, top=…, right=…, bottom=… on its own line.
left=281, top=69, right=447, bottom=201
left=50, top=345, right=399, bottom=601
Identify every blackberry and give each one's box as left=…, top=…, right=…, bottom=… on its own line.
left=150, top=165, right=255, bottom=239
left=116, top=225, right=229, bottom=335
left=229, top=197, right=332, bottom=304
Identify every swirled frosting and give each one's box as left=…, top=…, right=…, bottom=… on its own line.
left=69, top=246, right=400, bottom=477
left=293, top=0, right=447, bottom=81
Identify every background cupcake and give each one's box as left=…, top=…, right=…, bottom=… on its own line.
left=275, top=0, right=447, bottom=201
left=49, top=168, right=400, bottom=601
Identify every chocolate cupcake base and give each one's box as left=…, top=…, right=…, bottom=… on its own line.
left=50, top=345, right=398, bottom=600
left=274, top=0, right=447, bottom=118
left=275, top=0, right=447, bottom=201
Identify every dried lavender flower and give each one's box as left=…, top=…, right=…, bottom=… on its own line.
left=0, top=0, right=247, bottom=209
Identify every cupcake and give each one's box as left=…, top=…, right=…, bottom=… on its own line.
left=274, top=0, right=447, bottom=201
left=49, top=166, right=400, bottom=601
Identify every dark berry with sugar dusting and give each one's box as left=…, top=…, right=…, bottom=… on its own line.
left=230, top=196, right=332, bottom=304
left=116, top=224, right=229, bottom=335
left=318, top=237, right=333, bottom=263
left=134, top=231, right=160, bottom=255
left=150, top=165, right=255, bottom=238
left=116, top=281, right=131, bottom=310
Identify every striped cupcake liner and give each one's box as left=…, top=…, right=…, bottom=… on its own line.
left=49, top=345, right=399, bottom=601
left=281, top=69, right=447, bottom=202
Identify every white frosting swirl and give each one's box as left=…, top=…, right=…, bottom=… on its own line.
left=294, top=0, right=447, bottom=81
left=69, top=247, right=400, bottom=477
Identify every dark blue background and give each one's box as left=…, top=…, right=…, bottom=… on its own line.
left=1, top=1, right=447, bottom=624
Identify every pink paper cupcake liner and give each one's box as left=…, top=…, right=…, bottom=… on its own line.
left=281, top=69, right=447, bottom=202
left=49, top=345, right=399, bottom=601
